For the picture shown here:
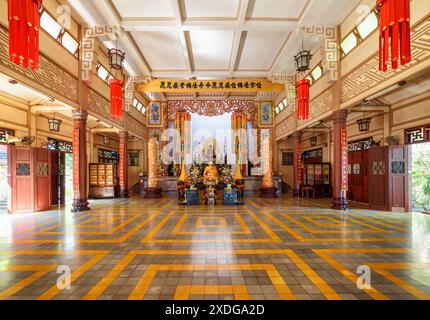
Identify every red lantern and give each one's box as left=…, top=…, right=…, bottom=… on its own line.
left=297, top=79, right=310, bottom=120
left=377, top=0, right=411, bottom=72
left=8, top=0, right=42, bottom=70
left=110, top=79, right=123, bottom=120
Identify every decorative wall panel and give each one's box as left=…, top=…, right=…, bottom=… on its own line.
left=127, top=116, right=147, bottom=140
left=87, top=89, right=123, bottom=127
left=0, top=26, right=78, bottom=103
left=298, top=87, right=333, bottom=127
left=342, top=18, right=430, bottom=103
left=275, top=114, right=293, bottom=140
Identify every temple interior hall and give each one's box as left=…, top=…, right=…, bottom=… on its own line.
left=0, top=0, right=430, bottom=302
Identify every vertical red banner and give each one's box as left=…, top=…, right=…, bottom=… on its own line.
left=341, top=128, right=348, bottom=191
left=72, top=128, right=80, bottom=192
left=119, top=143, right=125, bottom=187
left=297, top=142, right=303, bottom=186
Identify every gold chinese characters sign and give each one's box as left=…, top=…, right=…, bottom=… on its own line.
left=137, top=79, right=284, bottom=93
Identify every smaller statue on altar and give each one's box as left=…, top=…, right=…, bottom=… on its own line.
left=205, top=187, right=217, bottom=206
left=203, top=161, right=219, bottom=186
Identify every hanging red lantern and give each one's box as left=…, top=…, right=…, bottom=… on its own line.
left=8, top=0, right=43, bottom=70
left=377, top=0, right=411, bottom=72
left=297, top=79, right=310, bottom=120
left=110, top=79, right=123, bottom=120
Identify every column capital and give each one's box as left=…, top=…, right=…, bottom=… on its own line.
left=119, top=130, right=128, bottom=140
left=72, top=110, right=88, bottom=121
left=292, top=131, right=302, bottom=139
left=332, top=109, right=348, bottom=123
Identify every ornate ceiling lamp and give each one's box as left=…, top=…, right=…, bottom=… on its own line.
left=295, top=34, right=312, bottom=120
left=8, top=0, right=43, bottom=70
left=310, top=134, right=317, bottom=147
left=48, top=114, right=62, bottom=132
left=357, top=116, right=371, bottom=132
left=377, top=0, right=411, bottom=71
left=108, top=44, right=125, bottom=120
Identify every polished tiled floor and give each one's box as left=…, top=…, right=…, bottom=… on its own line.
left=0, top=194, right=429, bottom=300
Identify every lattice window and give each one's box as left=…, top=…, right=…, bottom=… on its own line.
left=391, top=161, right=405, bottom=175
left=406, top=128, right=425, bottom=144
left=47, top=138, right=73, bottom=153
left=372, top=162, right=385, bottom=175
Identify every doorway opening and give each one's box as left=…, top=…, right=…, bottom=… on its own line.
left=0, top=145, right=9, bottom=214
left=411, top=142, right=430, bottom=213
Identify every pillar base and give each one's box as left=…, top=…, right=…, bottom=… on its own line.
left=331, top=197, right=349, bottom=211
left=259, top=187, right=278, bottom=198
left=144, top=187, right=163, bottom=199
left=120, top=190, right=129, bottom=199
left=71, top=199, right=90, bottom=213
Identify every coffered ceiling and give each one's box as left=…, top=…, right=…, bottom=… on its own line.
left=67, top=0, right=362, bottom=79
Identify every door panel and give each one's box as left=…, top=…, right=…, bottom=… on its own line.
left=34, top=148, right=51, bottom=212
left=368, top=146, right=389, bottom=211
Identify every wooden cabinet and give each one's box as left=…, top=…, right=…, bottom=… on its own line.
left=89, top=163, right=118, bottom=198
left=303, top=163, right=332, bottom=198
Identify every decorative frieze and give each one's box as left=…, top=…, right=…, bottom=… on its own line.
left=0, top=26, right=78, bottom=104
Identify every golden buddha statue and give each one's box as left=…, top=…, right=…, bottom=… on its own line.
left=203, top=161, right=219, bottom=186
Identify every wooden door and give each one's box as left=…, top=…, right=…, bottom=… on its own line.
left=368, top=146, right=389, bottom=211
left=348, top=150, right=369, bottom=203
left=50, top=151, right=65, bottom=206
left=34, top=148, right=51, bottom=212
left=388, top=145, right=410, bottom=212
left=11, top=146, right=34, bottom=213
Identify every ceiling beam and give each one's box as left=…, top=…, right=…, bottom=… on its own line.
left=228, top=0, right=250, bottom=77
left=93, top=0, right=152, bottom=76
left=170, top=0, right=193, bottom=78
left=349, top=106, right=390, bottom=113
left=30, top=105, right=72, bottom=114
left=121, top=19, right=299, bottom=32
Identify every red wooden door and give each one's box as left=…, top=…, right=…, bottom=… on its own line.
left=348, top=150, right=369, bottom=203
left=368, top=146, right=389, bottom=211
left=388, top=146, right=409, bottom=212
left=34, top=148, right=51, bottom=212
left=11, top=146, right=34, bottom=213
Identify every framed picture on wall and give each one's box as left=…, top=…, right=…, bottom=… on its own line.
left=282, top=152, right=294, bottom=166
left=147, top=102, right=162, bottom=126
left=258, top=101, right=274, bottom=127
left=128, top=152, right=140, bottom=167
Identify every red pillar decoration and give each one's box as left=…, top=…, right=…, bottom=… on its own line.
left=293, top=131, right=302, bottom=197
left=119, top=131, right=129, bottom=198
left=110, top=79, right=123, bottom=120
left=72, top=110, right=90, bottom=213
left=377, top=0, right=411, bottom=72
left=8, top=0, right=42, bottom=70
left=332, top=110, right=349, bottom=211
left=297, top=79, right=310, bottom=120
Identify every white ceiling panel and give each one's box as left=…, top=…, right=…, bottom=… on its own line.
left=190, top=31, right=234, bottom=70
left=238, top=31, right=290, bottom=71
left=183, top=0, right=240, bottom=19
left=131, top=31, right=187, bottom=71
left=111, top=0, right=174, bottom=18
left=247, top=0, right=309, bottom=20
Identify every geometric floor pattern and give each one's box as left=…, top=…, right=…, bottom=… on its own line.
left=0, top=194, right=429, bottom=300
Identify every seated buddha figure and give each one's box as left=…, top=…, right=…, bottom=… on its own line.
left=203, top=161, right=219, bottom=186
